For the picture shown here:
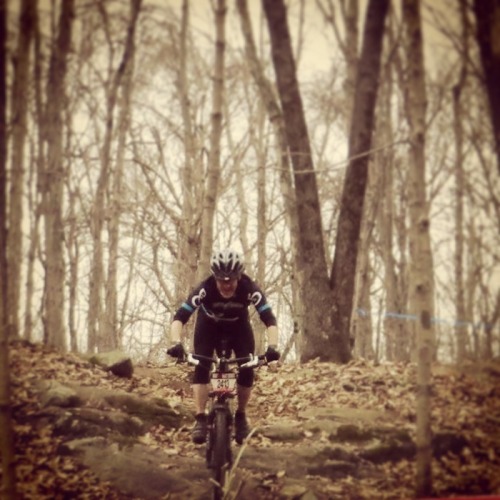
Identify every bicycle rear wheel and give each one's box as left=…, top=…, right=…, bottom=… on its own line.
left=210, top=409, right=232, bottom=498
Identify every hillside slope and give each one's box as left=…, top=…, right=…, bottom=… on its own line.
left=4, top=340, right=500, bottom=499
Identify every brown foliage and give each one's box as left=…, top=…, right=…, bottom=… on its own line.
left=4, top=341, right=500, bottom=499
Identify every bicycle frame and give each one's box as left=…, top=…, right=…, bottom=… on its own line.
left=187, top=349, right=265, bottom=500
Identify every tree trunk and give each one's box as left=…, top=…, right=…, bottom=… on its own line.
left=0, top=0, right=17, bottom=495
left=237, top=0, right=305, bottom=352
left=453, top=0, right=469, bottom=363
left=197, top=0, right=226, bottom=280
left=329, top=0, right=389, bottom=363
left=25, top=0, right=44, bottom=342
left=263, top=0, right=332, bottom=362
left=402, top=0, right=434, bottom=495
left=42, top=0, right=74, bottom=351
left=352, top=159, right=380, bottom=360
left=66, top=184, right=79, bottom=352
left=176, top=0, right=200, bottom=310
left=104, top=0, right=141, bottom=350
left=473, top=0, right=500, bottom=174
left=8, top=0, right=35, bottom=339
left=89, top=0, right=141, bottom=352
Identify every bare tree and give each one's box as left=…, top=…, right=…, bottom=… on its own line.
left=87, top=0, right=142, bottom=352
left=402, top=0, right=435, bottom=495
left=453, top=0, right=469, bottom=362
left=104, top=0, right=142, bottom=350
left=8, top=0, right=35, bottom=338
left=473, top=0, right=500, bottom=173
left=329, top=0, right=389, bottom=362
left=262, top=0, right=332, bottom=362
left=197, top=0, right=226, bottom=279
left=236, top=0, right=304, bottom=354
left=0, top=0, right=17, bottom=495
left=41, top=0, right=75, bottom=350
left=175, top=0, right=201, bottom=313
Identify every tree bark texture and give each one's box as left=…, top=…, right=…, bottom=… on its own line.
left=453, top=0, right=468, bottom=362
left=8, top=0, right=35, bottom=338
left=104, top=0, right=142, bottom=351
left=43, top=0, right=75, bottom=351
left=329, top=0, right=389, bottom=363
left=263, top=0, right=332, bottom=362
left=402, top=0, right=435, bottom=495
left=197, top=0, right=225, bottom=280
left=0, top=0, right=17, bottom=495
left=88, top=0, right=141, bottom=352
left=176, top=0, right=201, bottom=309
left=237, top=0, right=305, bottom=353
left=473, top=0, right=500, bottom=174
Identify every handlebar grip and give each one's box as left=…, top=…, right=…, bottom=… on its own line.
left=187, top=353, right=200, bottom=366
left=240, top=354, right=262, bottom=369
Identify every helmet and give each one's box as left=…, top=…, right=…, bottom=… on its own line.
left=210, top=249, right=244, bottom=280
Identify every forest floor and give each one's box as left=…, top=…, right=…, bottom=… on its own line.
left=4, top=340, right=500, bottom=499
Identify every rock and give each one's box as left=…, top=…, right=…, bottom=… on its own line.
left=36, top=380, right=81, bottom=408
left=49, top=407, right=146, bottom=440
left=34, top=381, right=190, bottom=443
left=300, top=490, right=319, bottom=500
left=360, top=440, right=416, bottom=463
left=279, top=482, right=308, bottom=498
left=102, top=392, right=189, bottom=428
left=307, top=460, right=358, bottom=479
left=89, top=350, right=134, bottom=378
left=433, top=431, right=467, bottom=457
left=298, top=406, right=393, bottom=424
left=319, top=445, right=359, bottom=463
left=334, top=424, right=375, bottom=442
left=261, top=422, right=304, bottom=442
left=61, top=437, right=205, bottom=499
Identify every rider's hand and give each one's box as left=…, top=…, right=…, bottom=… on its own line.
left=265, top=345, right=280, bottom=362
left=167, top=342, right=186, bottom=361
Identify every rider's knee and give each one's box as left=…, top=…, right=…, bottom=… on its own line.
left=193, top=365, right=210, bottom=384
left=237, top=367, right=254, bottom=387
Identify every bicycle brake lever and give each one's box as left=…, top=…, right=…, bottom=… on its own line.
left=187, top=353, right=200, bottom=366
left=240, top=354, right=260, bottom=369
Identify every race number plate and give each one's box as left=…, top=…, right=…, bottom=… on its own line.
left=211, top=372, right=237, bottom=391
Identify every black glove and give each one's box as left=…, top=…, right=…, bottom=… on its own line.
left=265, top=345, right=280, bottom=362
left=167, top=343, right=186, bottom=360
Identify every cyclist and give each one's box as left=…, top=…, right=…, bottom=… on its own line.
left=167, top=248, right=280, bottom=444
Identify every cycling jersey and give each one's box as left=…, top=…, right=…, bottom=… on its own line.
left=173, top=274, right=277, bottom=327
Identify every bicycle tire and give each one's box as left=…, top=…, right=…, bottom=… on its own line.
left=211, top=409, right=231, bottom=497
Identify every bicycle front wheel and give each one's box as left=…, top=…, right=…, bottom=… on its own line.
left=211, top=409, right=232, bottom=496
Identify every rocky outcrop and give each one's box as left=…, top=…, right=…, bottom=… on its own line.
left=30, top=378, right=469, bottom=499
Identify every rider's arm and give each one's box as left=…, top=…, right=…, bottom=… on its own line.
left=172, top=280, right=208, bottom=326
left=267, top=324, right=279, bottom=346
left=170, top=319, right=183, bottom=344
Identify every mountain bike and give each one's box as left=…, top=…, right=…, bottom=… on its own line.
left=172, top=343, right=266, bottom=500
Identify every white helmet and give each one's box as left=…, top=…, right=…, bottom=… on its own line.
left=210, top=249, right=244, bottom=280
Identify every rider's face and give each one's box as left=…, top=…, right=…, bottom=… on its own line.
left=216, top=278, right=238, bottom=299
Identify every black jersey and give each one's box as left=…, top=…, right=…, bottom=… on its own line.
left=173, top=274, right=277, bottom=327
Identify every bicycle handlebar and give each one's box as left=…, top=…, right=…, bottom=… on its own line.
left=186, top=352, right=267, bottom=369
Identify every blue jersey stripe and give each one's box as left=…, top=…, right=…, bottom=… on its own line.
left=181, top=302, right=195, bottom=313
left=257, top=303, right=271, bottom=314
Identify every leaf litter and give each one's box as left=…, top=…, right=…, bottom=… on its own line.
left=4, top=341, right=500, bottom=498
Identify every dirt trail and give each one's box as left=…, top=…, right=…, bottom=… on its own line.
left=8, top=341, right=500, bottom=499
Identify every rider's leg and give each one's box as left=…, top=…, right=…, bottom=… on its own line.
left=193, top=383, right=210, bottom=414
left=236, top=384, right=252, bottom=412
left=192, top=312, right=216, bottom=414
left=233, top=322, right=255, bottom=443
left=191, top=315, right=215, bottom=443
